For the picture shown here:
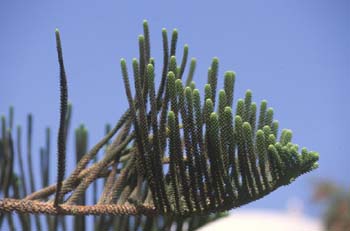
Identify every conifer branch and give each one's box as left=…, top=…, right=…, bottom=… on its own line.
left=0, top=21, right=319, bottom=223
left=54, top=29, right=68, bottom=207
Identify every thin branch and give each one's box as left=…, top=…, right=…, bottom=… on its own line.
left=54, top=29, right=68, bottom=207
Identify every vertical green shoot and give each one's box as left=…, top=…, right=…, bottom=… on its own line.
left=54, top=28, right=68, bottom=207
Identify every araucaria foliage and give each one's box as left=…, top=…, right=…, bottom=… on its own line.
left=0, top=21, right=319, bottom=230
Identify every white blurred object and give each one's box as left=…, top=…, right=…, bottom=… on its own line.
left=198, top=199, right=322, bottom=231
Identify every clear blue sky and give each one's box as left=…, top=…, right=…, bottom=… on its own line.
left=1, top=0, right=349, bottom=219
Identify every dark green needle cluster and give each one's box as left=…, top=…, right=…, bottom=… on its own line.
left=0, top=21, right=319, bottom=230
left=119, top=21, right=319, bottom=216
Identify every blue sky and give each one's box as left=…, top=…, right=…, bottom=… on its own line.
left=1, top=0, right=349, bottom=220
